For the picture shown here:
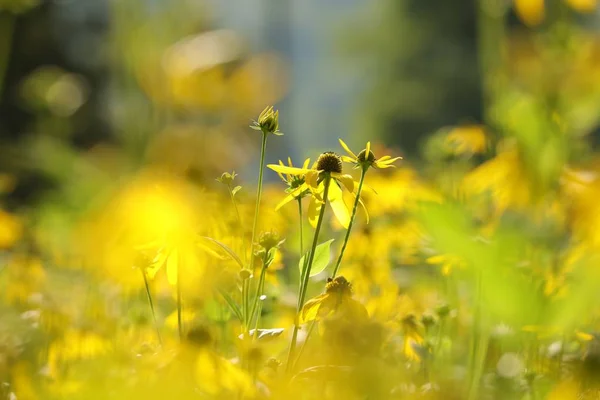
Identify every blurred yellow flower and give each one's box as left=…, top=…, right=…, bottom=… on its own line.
left=514, top=0, right=597, bottom=26
left=300, top=276, right=368, bottom=324
left=445, top=125, right=488, bottom=155
left=0, top=209, right=22, bottom=249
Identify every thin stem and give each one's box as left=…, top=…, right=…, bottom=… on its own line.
left=177, top=266, right=183, bottom=341
left=141, top=269, right=163, bottom=346
left=244, top=131, right=268, bottom=333
left=249, top=131, right=268, bottom=258
left=298, top=198, right=304, bottom=255
left=286, top=175, right=331, bottom=373
left=228, top=183, right=247, bottom=263
left=467, top=268, right=485, bottom=400
left=293, top=319, right=316, bottom=369
left=242, top=279, right=249, bottom=331
left=249, top=263, right=268, bottom=334
left=331, top=167, right=367, bottom=278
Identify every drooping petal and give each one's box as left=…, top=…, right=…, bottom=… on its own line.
left=358, top=195, right=370, bottom=224
left=328, top=183, right=350, bottom=228
left=339, top=139, right=358, bottom=159
left=300, top=294, right=328, bottom=323
left=305, top=170, right=320, bottom=190
left=341, top=156, right=356, bottom=164
left=267, top=164, right=313, bottom=175
left=275, top=185, right=305, bottom=210
left=331, top=173, right=354, bottom=193
left=307, top=196, right=322, bottom=228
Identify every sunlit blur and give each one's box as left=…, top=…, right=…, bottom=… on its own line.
left=3, top=0, right=600, bottom=399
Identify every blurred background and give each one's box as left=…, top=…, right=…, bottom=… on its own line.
left=4, top=0, right=600, bottom=398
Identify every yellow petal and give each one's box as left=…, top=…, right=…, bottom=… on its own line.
left=300, top=294, right=328, bottom=323
left=305, top=170, right=320, bottom=190
left=365, top=141, right=371, bottom=157
left=331, top=173, right=354, bottom=192
left=329, top=184, right=350, bottom=229
left=302, top=158, right=311, bottom=169
left=307, top=196, right=322, bottom=228
left=339, top=138, right=357, bottom=159
left=358, top=196, right=370, bottom=224
left=166, top=249, right=179, bottom=285
left=275, top=185, right=305, bottom=210
left=267, top=164, right=312, bottom=175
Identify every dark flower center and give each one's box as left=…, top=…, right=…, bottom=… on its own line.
left=357, top=149, right=376, bottom=163
left=326, top=276, right=352, bottom=296
left=316, top=152, right=343, bottom=174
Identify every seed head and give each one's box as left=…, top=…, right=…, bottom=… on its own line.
left=357, top=149, right=376, bottom=163
left=186, top=326, right=214, bottom=348
left=325, top=276, right=352, bottom=296
left=316, top=152, right=343, bottom=174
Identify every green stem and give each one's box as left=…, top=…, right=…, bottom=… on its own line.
left=286, top=175, right=332, bottom=372
left=249, top=263, right=268, bottom=335
left=242, top=279, right=249, bottom=331
left=298, top=198, right=304, bottom=255
left=331, top=167, right=367, bottom=278
left=244, top=131, right=268, bottom=333
left=141, top=269, right=163, bottom=346
left=467, top=268, right=485, bottom=400
left=228, top=183, right=247, bottom=263
left=293, top=319, right=316, bottom=369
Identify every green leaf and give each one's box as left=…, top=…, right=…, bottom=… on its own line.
left=231, top=186, right=242, bottom=197
left=298, top=239, right=335, bottom=277
left=217, top=289, right=243, bottom=322
left=198, top=236, right=244, bottom=269
left=238, top=328, right=284, bottom=342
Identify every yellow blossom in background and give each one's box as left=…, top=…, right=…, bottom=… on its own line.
left=445, top=125, right=488, bottom=155
left=426, top=253, right=466, bottom=276
left=4, top=254, right=45, bottom=304
left=47, top=329, right=112, bottom=379
left=0, top=209, right=22, bottom=249
left=462, top=145, right=532, bottom=214
left=514, top=0, right=597, bottom=26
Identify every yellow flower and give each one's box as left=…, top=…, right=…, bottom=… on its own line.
left=268, top=152, right=358, bottom=228
left=445, top=125, right=488, bottom=155
left=426, top=253, right=466, bottom=276
left=272, top=157, right=313, bottom=210
left=299, top=276, right=368, bottom=324
left=339, top=139, right=402, bottom=170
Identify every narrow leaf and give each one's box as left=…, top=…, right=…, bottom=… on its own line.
left=198, top=236, right=244, bottom=269
left=217, top=289, right=243, bottom=322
